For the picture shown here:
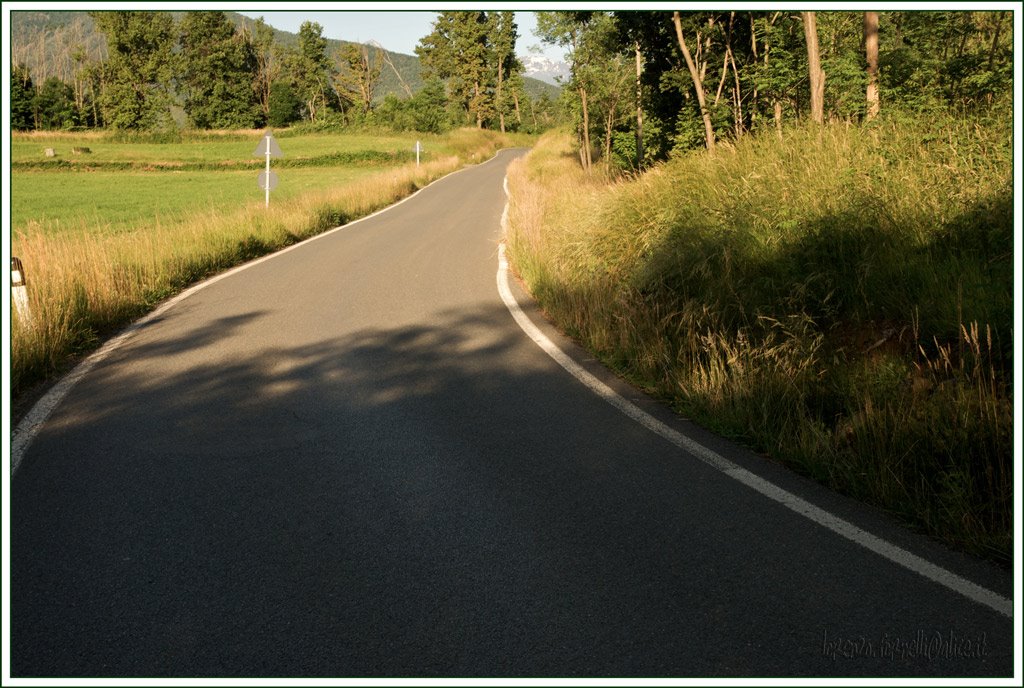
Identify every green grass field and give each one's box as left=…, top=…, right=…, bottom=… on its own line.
left=11, top=167, right=384, bottom=234
left=10, top=130, right=455, bottom=165
left=10, top=130, right=462, bottom=235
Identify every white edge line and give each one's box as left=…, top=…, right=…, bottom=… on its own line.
left=496, top=174, right=1013, bottom=620
left=9, top=149, right=510, bottom=477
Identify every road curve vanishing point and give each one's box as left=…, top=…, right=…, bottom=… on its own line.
left=10, top=149, right=1014, bottom=678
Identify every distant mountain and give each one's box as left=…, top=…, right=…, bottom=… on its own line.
left=520, top=54, right=570, bottom=86
left=9, top=10, right=562, bottom=104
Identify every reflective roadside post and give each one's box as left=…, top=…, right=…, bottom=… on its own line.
left=11, top=256, right=32, bottom=325
left=254, top=130, right=283, bottom=208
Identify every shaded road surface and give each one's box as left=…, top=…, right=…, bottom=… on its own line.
left=11, top=150, right=1013, bottom=678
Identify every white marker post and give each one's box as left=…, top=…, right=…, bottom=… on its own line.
left=263, top=137, right=270, bottom=207
left=254, top=130, right=283, bottom=208
left=415, top=140, right=421, bottom=167
left=11, top=256, right=32, bottom=325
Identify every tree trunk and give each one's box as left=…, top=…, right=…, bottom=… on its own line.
left=731, top=48, right=743, bottom=137
left=604, top=110, right=614, bottom=171
left=713, top=50, right=730, bottom=107
left=361, top=45, right=373, bottom=114
left=379, top=47, right=413, bottom=98
left=496, top=60, right=506, bottom=133
left=579, top=85, right=593, bottom=170
left=774, top=100, right=783, bottom=138
left=635, top=41, right=644, bottom=168
left=988, top=11, right=1005, bottom=70
left=713, top=11, right=736, bottom=111
left=802, top=11, right=825, bottom=124
left=673, top=11, right=715, bottom=151
left=474, top=80, right=483, bottom=128
left=864, top=11, right=880, bottom=121
left=749, top=13, right=758, bottom=129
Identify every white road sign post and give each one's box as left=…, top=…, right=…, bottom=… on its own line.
left=254, top=130, right=283, bottom=208
left=11, top=256, right=32, bottom=325
left=415, top=140, right=421, bottom=167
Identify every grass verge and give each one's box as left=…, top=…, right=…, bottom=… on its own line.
left=506, top=122, right=1012, bottom=563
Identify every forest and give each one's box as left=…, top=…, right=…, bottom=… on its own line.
left=536, top=10, right=1012, bottom=168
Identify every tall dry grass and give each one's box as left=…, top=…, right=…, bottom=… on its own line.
left=506, top=122, right=1013, bottom=562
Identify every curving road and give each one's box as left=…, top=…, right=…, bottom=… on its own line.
left=10, top=149, right=1014, bottom=678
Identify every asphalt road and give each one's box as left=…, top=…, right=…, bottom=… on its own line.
left=10, top=149, right=1014, bottom=678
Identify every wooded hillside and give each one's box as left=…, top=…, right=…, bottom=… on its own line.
left=9, top=10, right=561, bottom=132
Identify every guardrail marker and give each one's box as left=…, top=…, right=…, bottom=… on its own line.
left=11, top=256, right=32, bottom=325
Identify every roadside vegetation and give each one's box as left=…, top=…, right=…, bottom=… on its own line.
left=506, top=118, right=1012, bottom=563
left=10, top=127, right=528, bottom=400
left=504, top=9, right=1013, bottom=563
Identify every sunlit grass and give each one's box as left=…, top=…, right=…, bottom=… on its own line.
left=506, top=121, right=1012, bottom=562
left=12, top=167, right=385, bottom=233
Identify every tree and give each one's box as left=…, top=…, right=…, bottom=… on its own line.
left=291, top=21, right=335, bottom=122
left=747, top=12, right=804, bottom=134
left=634, top=40, right=644, bottom=166
left=35, top=76, right=77, bottom=129
left=864, top=12, right=880, bottom=120
left=612, top=11, right=685, bottom=161
left=802, top=11, right=825, bottom=124
left=672, top=11, right=716, bottom=150
left=579, top=14, right=633, bottom=168
left=505, top=67, right=527, bottom=128
left=537, top=11, right=596, bottom=169
left=336, top=42, right=382, bottom=116
left=11, top=64, right=36, bottom=130
left=490, top=12, right=520, bottom=133
left=90, top=11, right=176, bottom=130
left=178, top=12, right=261, bottom=129
left=417, top=11, right=493, bottom=128
left=246, top=17, right=280, bottom=124
left=408, top=77, right=451, bottom=133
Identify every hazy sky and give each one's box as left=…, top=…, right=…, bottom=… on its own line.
left=237, top=10, right=564, bottom=62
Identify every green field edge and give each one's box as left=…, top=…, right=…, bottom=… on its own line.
left=11, top=149, right=421, bottom=172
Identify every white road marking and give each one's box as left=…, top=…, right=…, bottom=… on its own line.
left=496, top=176, right=1012, bottom=620
left=9, top=152, right=508, bottom=477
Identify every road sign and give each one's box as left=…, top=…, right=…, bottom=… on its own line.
left=253, top=130, right=283, bottom=158
left=257, top=170, right=279, bottom=191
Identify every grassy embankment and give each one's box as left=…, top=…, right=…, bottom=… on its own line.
left=11, top=127, right=529, bottom=400
left=506, top=121, right=1012, bottom=562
